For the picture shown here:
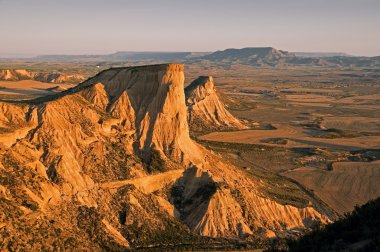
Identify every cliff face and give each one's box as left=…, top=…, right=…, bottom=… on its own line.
left=185, top=76, right=247, bottom=131
left=0, top=64, right=332, bottom=251
left=79, top=64, right=203, bottom=165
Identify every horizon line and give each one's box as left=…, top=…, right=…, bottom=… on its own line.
left=0, top=48, right=379, bottom=58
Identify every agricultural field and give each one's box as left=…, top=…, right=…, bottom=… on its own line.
left=283, top=161, right=380, bottom=214
left=193, top=64, right=380, bottom=215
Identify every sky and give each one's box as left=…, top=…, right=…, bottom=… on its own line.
left=0, top=0, right=379, bottom=56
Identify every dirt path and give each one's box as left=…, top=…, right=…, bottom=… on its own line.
left=99, top=169, right=184, bottom=194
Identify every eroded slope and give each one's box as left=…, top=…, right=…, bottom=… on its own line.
left=0, top=64, right=332, bottom=250
left=185, top=76, right=247, bottom=131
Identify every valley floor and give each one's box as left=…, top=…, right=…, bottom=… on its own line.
left=189, top=64, right=380, bottom=216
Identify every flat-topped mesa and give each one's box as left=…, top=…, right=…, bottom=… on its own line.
left=0, top=63, right=334, bottom=248
left=185, top=76, right=247, bottom=131
left=84, top=63, right=184, bottom=98
left=2, top=64, right=201, bottom=166
left=78, top=63, right=202, bottom=165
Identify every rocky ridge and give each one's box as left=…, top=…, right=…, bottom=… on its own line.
left=0, top=64, right=333, bottom=250
left=185, top=76, right=247, bottom=131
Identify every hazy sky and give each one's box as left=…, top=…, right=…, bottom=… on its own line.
left=1, top=0, right=379, bottom=56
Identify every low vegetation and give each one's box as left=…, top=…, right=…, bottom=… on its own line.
left=285, top=198, right=380, bottom=252
left=315, top=128, right=380, bottom=139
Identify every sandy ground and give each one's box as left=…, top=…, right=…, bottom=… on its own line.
left=199, top=125, right=380, bottom=150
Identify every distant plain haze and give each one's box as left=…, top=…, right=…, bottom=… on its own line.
left=0, top=0, right=379, bottom=57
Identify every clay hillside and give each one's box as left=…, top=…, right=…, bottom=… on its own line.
left=0, top=69, right=85, bottom=83
left=0, top=64, right=335, bottom=251
left=185, top=76, right=247, bottom=131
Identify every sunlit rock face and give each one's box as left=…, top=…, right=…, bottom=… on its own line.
left=0, top=64, right=332, bottom=250
left=185, top=76, right=247, bottom=131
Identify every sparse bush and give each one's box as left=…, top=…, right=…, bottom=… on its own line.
left=147, top=148, right=167, bottom=173
left=21, top=200, right=39, bottom=211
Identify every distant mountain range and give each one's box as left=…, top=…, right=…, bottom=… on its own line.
left=194, top=47, right=380, bottom=67
left=198, top=47, right=293, bottom=66
left=3, top=48, right=380, bottom=67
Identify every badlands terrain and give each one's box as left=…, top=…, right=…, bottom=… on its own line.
left=0, top=48, right=379, bottom=251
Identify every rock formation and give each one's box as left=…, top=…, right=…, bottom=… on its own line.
left=0, top=69, right=85, bottom=83
left=35, top=72, right=85, bottom=84
left=0, top=69, right=36, bottom=81
left=185, top=76, right=247, bottom=131
left=0, top=64, right=333, bottom=251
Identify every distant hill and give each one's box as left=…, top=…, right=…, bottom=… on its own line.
left=11, top=48, right=380, bottom=68
left=200, top=47, right=295, bottom=66
left=196, top=47, right=380, bottom=67
left=285, top=198, right=380, bottom=252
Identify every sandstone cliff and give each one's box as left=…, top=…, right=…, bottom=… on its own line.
left=0, top=64, right=333, bottom=251
left=185, top=76, right=247, bottom=131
